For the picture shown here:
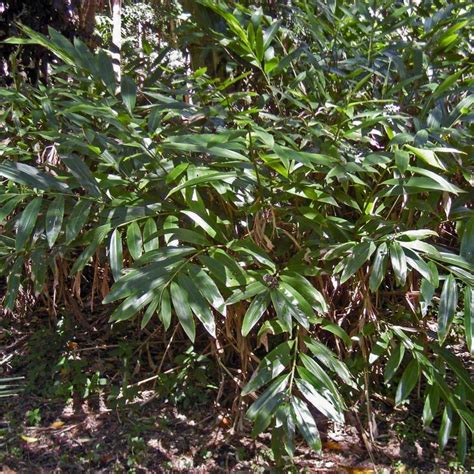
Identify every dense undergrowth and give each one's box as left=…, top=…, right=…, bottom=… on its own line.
left=1, top=0, right=473, bottom=467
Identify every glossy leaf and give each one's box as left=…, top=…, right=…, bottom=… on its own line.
left=369, top=242, right=388, bottom=292
left=45, top=195, right=64, bottom=248
left=109, top=228, right=123, bottom=281
left=143, top=218, right=159, bottom=252
left=15, top=197, right=42, bottom=251
left=4, top=256, right=24, bottom=311
left=66, top=201, right=91, bottom=244
left=121, top=76, right=137, bottom=113
left=384, top=343, right=405, bottom=383
left=241, top=341, right=293, bottom=396
left=127, top=222, right=143, bottom=260
left=395, top=359, right=420, bottom=405
left=170, top=281, right=195, bottom=342
left=390, top=242, right=407, bottom=287
left=464, top=287, right=473, bottom=355
left=178, top=273, right=216, bottom=337
left=438, top=405, right=453, bottom=452
left=242, top=292, right=271, bottom=336
left=291, top=396, right=322, bottom=452
left=438, top=275, right=458, bottom=344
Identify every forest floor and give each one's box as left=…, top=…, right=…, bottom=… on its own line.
left=1, top=390, right=465, bottom=473
left=1, top=307, right=470, bottom=473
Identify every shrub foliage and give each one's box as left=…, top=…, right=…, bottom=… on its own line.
left=1, top=0, right=473, bottom=464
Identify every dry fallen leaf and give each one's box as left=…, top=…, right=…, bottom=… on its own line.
left=323, top=440, right=343, bottom=451
left=342, top=469, right=375, bottom=474
left=1, top=465, right=17, bottom=474
left=50, top=420, right=65, bottom=429
left=20, top=435, right=39, bottom=443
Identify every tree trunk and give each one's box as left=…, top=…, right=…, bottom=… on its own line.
left=111, top=0, right=122, bottom=85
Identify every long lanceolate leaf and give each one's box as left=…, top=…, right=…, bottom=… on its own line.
left=0, top=162, right=69, bottom=192
left=1, top=2, right=473, bottom=464
left=15, top=198, right=43, bottom=251
left=290, top=396, right=322, bottom=452
left=465, top=287, right=474, bottom=355
left=241, top=341, right=293, bottom=396
left=170, top=281, right=196, bottom=342
left=438, top=275, right=458, bottom=344
left=45, top=195, right=65, bottom=248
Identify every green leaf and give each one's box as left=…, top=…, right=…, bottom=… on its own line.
left=314, top=318, right=352, bottom=347
left=61, top=154, right=101, bottom=197
left=270, top=289, right=293, bottom=332
left=15, top=197, right=42, bottom=251
left=208, top=248, right=247, bottom=286
left=405, top=145, right=446, bottom=170
left=188, top=264, right=226, bottom=315
left=45, top=196, right=64, bottom=248
left=295, top=378, right=343, bottom=423
left=181, top=210, right=219, bottom=240
left=226, top=281, right=266, bottom=305
left=460, top=217, right=474, bottom=265
left=109, top=229, right=123, bottom=281
left=109, top=289, right=155, bottom=322
left=143, top=218, right=159, bottom=252
left=368, top=332, right=391, bottom=364
left=242, top=292, right=271, bottom=336
left=404, top=176, right=462, bottom=195
left=433, top=68, right=465, bottom=99
left=166, top=162, right=189, bottom=184
left=228, top=240, right=276, bottom=272
left=246, top=374, right=289, bottom=420
left=340, top=241, right=376, bottom=283
left=305, top=338, right=355, bottom=388
left=298, top=355, right=345, bottom=411
left=141, top=297, right=159, bottom=329
left=384, top=343, right=405, bottom=383
left=4, top=256, right=24, bottom=311
left=395, top=359, right=420, bottom=405
left=121, top=76, right=137, bottom=113
left=457, top=421, right=467, bottom=464
left=255, top=25, right=264, bottom=63
left=31, top=248, right=47, bottom=295
left=395, top=150, right=410, bottom=173
left=167, top=172, right=236, bottom=197
left=251, top=391, right=286, bottom=437
left=66, top=201, right=91, bottom=244
left=241, top=341, right=293, bottom=396
left=422, top=385, right=440, bottom=427
left=263, top=20, right=281, bottom=49
left=271, top=404, right=295, bottom=461
left=0, top=161, right=69, bottom=192
left=369, top=242, right=388, bottom=292
left=420, top=277, right=436, bottom=316
left=438, top=274, right=458, bottom=344
left=279, top=272, right=328, bottom=314
left=406, top=253, right=436, bottom=284
left=127, top=222, right=143, bottom=260
left=170, top=281, right=195, bottom=342
left=160, top=287, right=172, bottom=330
left=165, top=227, right=211, bottom=246
left=178, top=274, right=216, bottom=338
left=438, top=405, right=453, bottom=452
left=390, top=242, right=407, bottom=287
left=290, top=396, right=322, bottom=452
left=70, top=224, right=111, bottom=275
left=97, top=49, right=116, bottom=93
left=0, top=195, right=26, bottom=222
left=464, top=287, right=473, bottom=355
left=278, top=283, right=310, bottom=328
